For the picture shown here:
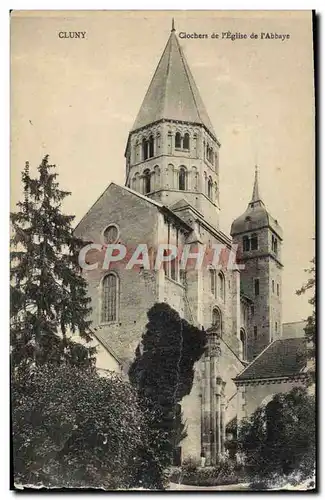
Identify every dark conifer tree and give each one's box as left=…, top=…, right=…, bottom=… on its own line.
left=129, top=302, right=207, bottom=488
left=11, top=155, right=96, bottom=375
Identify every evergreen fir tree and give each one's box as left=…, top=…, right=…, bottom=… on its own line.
left=10, top=155, right=96, bottom=375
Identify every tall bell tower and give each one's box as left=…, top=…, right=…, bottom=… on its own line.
left=124, top=22, right=221, bottom=228
left=231, top=167, right=283, bottom=360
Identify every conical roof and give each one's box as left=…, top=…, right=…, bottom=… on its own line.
left=131, top=27, right=217, bottom=139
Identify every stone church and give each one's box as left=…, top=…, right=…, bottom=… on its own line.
left=75, top=24, right=308, bottom=465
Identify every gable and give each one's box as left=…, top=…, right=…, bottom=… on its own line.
left=74, top=182, right=161, bottom=246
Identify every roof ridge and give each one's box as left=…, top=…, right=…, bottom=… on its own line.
left=162, top=31, right=174, bottom=119
left=177, top=38, right=202, bottom=125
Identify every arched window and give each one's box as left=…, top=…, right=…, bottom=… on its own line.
left=243, top=236, right=250, bottom=252
left=132, top=172, right=139, bottom=191
left=142, top=138, right=149, bottom=160
left=149, top=135, right=154, bottom=158
left=210, top=268, right=216, bottom=297
left=214, top=182, right=218, bottom=202
left=251, top=233, right=258, bottom=251
left=240, top=328, right=247, bottom=360
left=208, top=176, right=213, bottom=199
left=218, top=272, right=225, bottom=302
left=179, top=167, right=186, bottom=191
left=175, top=132, right=182, bottom=149
left=154, top=165, right=160, bottom=190
left=215, top=152, right=218, bottom=171
left=212, top=307, right=222, bottom=336
left=101, top=273, right=118, bottom=323
left=143, top=169, right=151, bottom=194
left=183, top=132, right=190, bottom=150
left=103, top=224, right=119, bottom=245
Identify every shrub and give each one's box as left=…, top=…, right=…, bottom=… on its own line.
left=237, top=387, right=315, bottom=485
left=169, top=459, right=248, bottom=487
left=12, top=364, right=146, bottom=489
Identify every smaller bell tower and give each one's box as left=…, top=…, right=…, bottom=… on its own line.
left=230, top=167, right=283, bottom=360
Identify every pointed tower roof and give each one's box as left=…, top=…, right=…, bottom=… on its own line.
left=251, top=165, right=261, bottom=204
left=230, top=166, right=282, bottom=238
left=131, top=23, right=217, bottom=139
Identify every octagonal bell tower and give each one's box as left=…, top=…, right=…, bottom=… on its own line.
left=125, top=22, right=221, bottom=228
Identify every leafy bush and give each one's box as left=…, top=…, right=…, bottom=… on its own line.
left=237, top=387, right=315, bottom=485
left=169, top=460, right=248, bottom=486
left=12, top=364, right=146, bottom=489
left=182, top=455, right=200, bottom=472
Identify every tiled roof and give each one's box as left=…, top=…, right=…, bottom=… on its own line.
left=131, top=30, right=217, bottom=139
left=234, top=338, right=307, bottom=382
left=91, top=329, right=122, bottom=365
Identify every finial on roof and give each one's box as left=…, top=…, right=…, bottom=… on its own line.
left=171, top=18, right=175, bottom=32
left=251, top=164, right=260, bottom=203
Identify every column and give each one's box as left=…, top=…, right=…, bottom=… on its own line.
left=220, top=398, right=226, bottom=455
left=202, top=355, right=211, bottom=465
left=210, top=353, right=216, bottom=465
left=215, top=376, right=223, bottom=462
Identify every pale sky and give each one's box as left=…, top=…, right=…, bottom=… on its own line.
left=11, top=10, right=315, bottom=323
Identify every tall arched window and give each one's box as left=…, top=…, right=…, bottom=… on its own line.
left=218, top=272, right=225, bottom=302
left=250, top=233, right=258, bottom=251
left=183, top=132, right=190, bottom=150
left=214, top=182, right=218, bottom=202
left=142, top=138, right=149, bottom=160
left=143, top=169, right=151, bottom=194
left=149, top=135, right=154, bottom=158
left=212, top=307, right=222, bottom=336
left=132, top=172, right=139, bottom=191
left=179, top=167, right=186, bottom=190
left=208, top=176, right=213, bottom=199
left=210, top=268, right=217, bottom=297
left=101, top=273, right=118, bottom=323
left=154, top=165, right=160, bottom=190
left=175, top=132, right=182, bottom=149
left=240, top=328, right=247, bottom=360
left=243, top=236, right=250, bottom=252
